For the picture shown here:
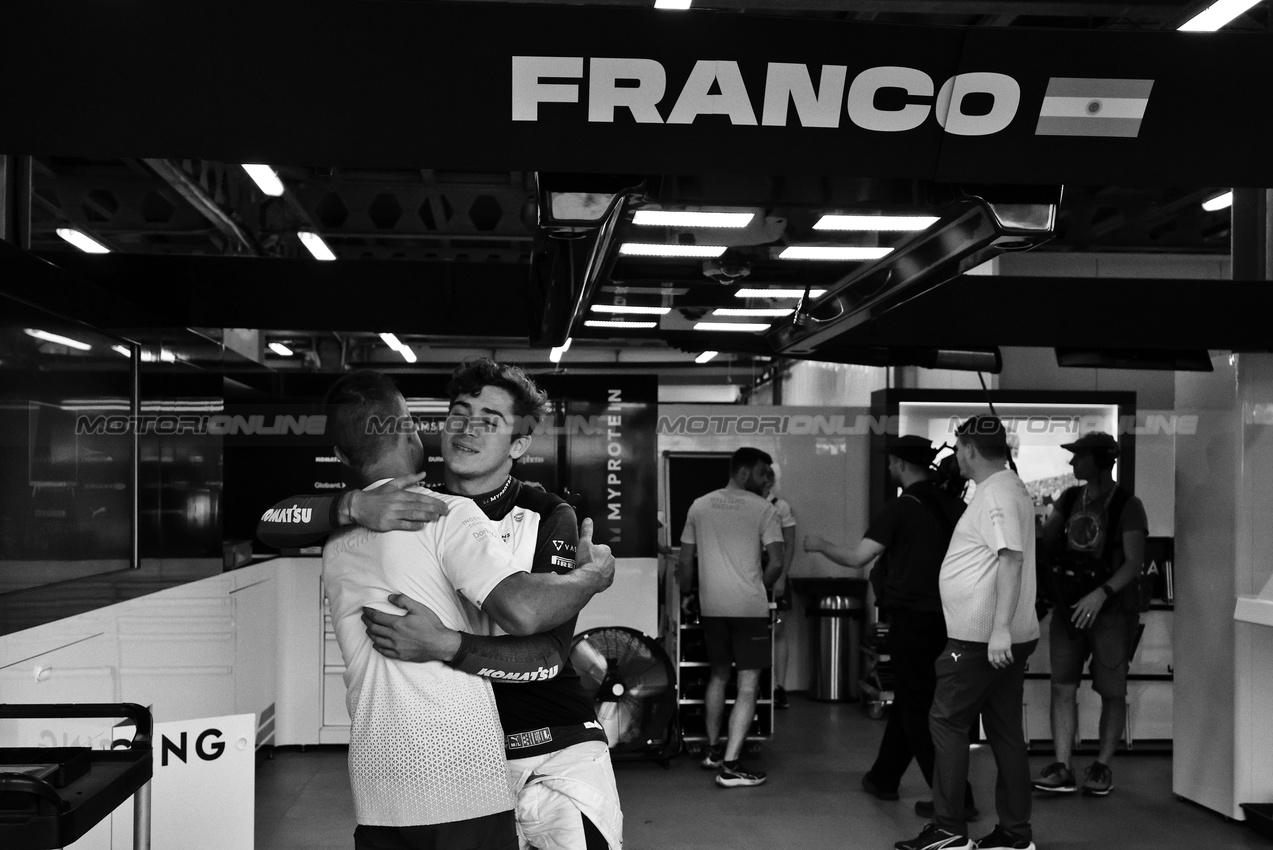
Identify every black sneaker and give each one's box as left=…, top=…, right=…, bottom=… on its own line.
left=1082, top=761, right=1114, bottom=796
left=863, top=772, right=900, bottom=801
left=895, top=823, right=972, bottom=850
left=774, top=686, right=789, bottom=709
left=915, top=799, right=980, bottom=821
left=973, top=824, right=1036, bottom=850
left=1031, top=761, right=1077, bottom=793
left=715, top=760, right=767, bottom=788
left=700, top=743, right=724, bottom=770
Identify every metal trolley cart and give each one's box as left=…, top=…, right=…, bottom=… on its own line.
left=860, top=621, right=895, bottom=719
left=1, top=703, right=153, bottom=850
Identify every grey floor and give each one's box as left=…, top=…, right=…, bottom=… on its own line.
left=255, top=696, right=1268, bottom=850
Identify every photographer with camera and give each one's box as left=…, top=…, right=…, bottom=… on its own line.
left=804, top=435, right=975, bottom=820
left=1033, top=432, right=1148, bottom=798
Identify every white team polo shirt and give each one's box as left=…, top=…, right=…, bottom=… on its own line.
left=939, top=470, right=1040, bottom=644
left=682, top=487, right=783, bottom=618
left=323, top=482, right=525, bottom=827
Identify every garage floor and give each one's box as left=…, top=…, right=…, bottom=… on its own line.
left=256, top=695, right=1267, bottom=850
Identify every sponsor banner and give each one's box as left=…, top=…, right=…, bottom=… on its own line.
left=556, top=377, right=658, bottom=558
left=3, top=1, right=1273, bottom=184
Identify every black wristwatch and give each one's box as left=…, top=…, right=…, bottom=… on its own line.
left=1101, top=584, right=1115, bottom=599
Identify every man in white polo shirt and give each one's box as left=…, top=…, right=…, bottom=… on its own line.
left=897, top=416, right=1040, bottom=850
left=320, top=370, right=614, bottom=850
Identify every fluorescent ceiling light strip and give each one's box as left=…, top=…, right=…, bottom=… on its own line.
left=549, top=338, right=572, bottom=363
left=1179, top=0, right=1261, bottom=30
left=632, top=210, right=753, bottom=228
left=734, top=288, right=827, bottom=299
left=693, top=322, right=772, bottom=332
left=654, top=0, right=693, bottom=8
left=590, top=305, right=671, bottom=315
left=584, top=319, right=658, bottom=329
left=399, top=346, right=417, bottom=364
left=618, top=243, right=727, bottom=258
left=814, top=214, right=939, bottom=231
left=380, top=332, right=404, bottom=351
left=695, top=350, right=719, bottom=364
left=269, top=342, right=294, bottom=356
left=112, top=345, right=132, bottom=357
left=298, top=231, right=336, bottom=261
left=713, top=308, right=794, bottom=317
left=242, top=164, right=286, bottom=197
left=1202, top=190, right=1233, bottom=212
left=25, top=328, right=92, bottom=351
left=779, top=246, right=893, bottom=261
left=55, top=227, right=110, bottom=254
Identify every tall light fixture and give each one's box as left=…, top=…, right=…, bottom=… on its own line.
left=1179, top=0, right=1262, bottom=30
left=242, top=164, right=286, bottom=197
left=55, top=228, right=110, bottom=254
left=298, top=231, right=336, bottom=261
left=550, top=338, right=572, bottom=363
left=25, top=328, right=92, bottom=350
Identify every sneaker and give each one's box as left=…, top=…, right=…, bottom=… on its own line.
left=973, top=824, right=1036, bottom=850
left=1031, top=761, right=1077, bottom=793
left=1082, top=761, right=1114, bottom=796
left=863, top=772, right=900, bottom=801
left=915, top=799, right=980, bottom=821
left=774, top=686, right=789, bottom=709
left=895, top=823, right=972, bottom=850
left=715, top=760, right=767, bottom=788
left=700, top=743, right=724, bottom=770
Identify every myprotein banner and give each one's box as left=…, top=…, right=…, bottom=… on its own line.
left=4, top=1, right=1273, bottom=185
left=558, top=376, right=658, bottom=559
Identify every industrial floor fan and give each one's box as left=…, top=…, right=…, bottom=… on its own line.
left=569, top=626, right=679, bottom=763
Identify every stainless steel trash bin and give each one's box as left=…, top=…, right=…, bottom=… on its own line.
left=807, top=595, right=864, bottom=701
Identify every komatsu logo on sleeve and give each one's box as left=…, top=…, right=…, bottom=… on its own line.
left=512, top=57, right=1154, bottom=140
left=260, top=506, right=313, bottom=523
left=479, top=664, right=560, bottom=682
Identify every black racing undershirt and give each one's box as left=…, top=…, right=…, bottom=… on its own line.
left=441, top=477, right=599, bottom=743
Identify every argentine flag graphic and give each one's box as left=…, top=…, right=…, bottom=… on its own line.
left=1035, top=78, right=1154, bottom=138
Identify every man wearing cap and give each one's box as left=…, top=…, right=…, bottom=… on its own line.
left=804, top=435, right=974, bottom=819
left=898, top=415, right=1039, bottom=850
left=1033, top=432, right=1148, bottom=798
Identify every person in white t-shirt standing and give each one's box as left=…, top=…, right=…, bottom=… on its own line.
left=897, top=416, right=1040, bottom=850
left=677, top=447, right=784, bottom=789
left=320, top=371, right=614, bottom=850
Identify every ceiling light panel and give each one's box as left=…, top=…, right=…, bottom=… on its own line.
left=712, top=308, right=794, bottom=317
left=55, top=227, right=110, bottom=254
left=618, top=243, right=727, bottom=258
left=779, top=246, right=893, bottom=261
left=632, top=210, right=754, bottom=228
left=693, top=322, right=772, bottom=332
left=735, top=288, right=827, bottom=299
left=590, top=305, right=671, bottom=315
left=814, top=214, right=939, bottom=231
left=584, top=319, right=659, bottom=329
left=695, top=351, right=719, bottom=364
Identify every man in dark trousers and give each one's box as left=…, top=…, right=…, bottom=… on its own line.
left=804, top=435, right=975, bottom=819
left=1033, top=431, right=1147, bottom=798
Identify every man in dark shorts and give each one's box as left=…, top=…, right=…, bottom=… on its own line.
left=258, top=359, right=623, bottom=850
left=677, top=447, right=784, bottom=788
left=1033, top=432, right=1148, bottom=798
left=804, top=435, right=976, bottom=820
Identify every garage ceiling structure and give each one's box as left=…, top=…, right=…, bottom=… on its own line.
left=2, top=0, right=1271, bottom=379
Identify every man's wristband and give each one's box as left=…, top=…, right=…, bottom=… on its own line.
left=1101, top=584, right=1115, bottom=599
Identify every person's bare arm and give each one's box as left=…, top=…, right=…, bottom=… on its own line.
left=481, top=518, right=614, bottom=636
left=988, top=548, right=1025, bottom=668
left=677, top=542, right=697, bottom=593
left=762, top=541, right=785, bottom=587
left=772, top=525, right=796, bottom=597
left=804, top=533, right=881, bottom=574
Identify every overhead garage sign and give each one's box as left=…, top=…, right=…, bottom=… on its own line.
left=3, top=0, right=1270, bottom=186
